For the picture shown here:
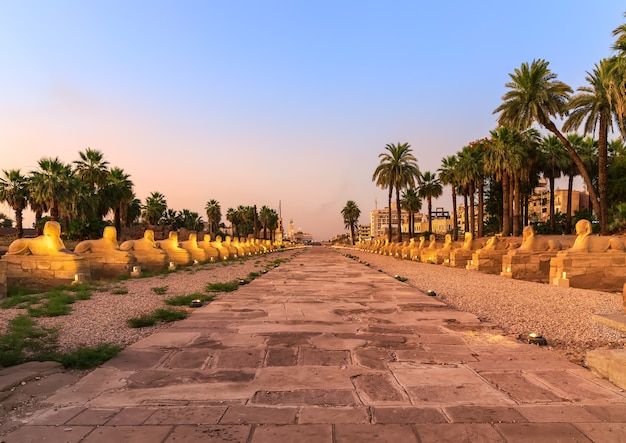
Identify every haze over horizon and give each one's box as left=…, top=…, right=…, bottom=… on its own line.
left=1, top=1, right=624, bottom=241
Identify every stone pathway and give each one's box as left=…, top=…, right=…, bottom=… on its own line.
left=3, top=246, right=626, bottom=442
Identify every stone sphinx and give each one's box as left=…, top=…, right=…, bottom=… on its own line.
left=549, top=219, right=626, bottom=291
left=74, top=226, right=136, bottom=279
left=428, top=234, right=456, bottom=265
left=223, top=236, right=238, bottom=258
left=401, top=238, right=415, bottom=259
left=449, top=232, right=481, bottom=268
left=568, top=219, right=625, bottom=253
left=120, top=229, right=168, bottom=272
left=156, top=231, right=192, bottom=266
left=7, top=221, right=72, bottom=256
left=467, top=235, right=510, bottom=274
left=180, top=232, right=208, bottom=263
left=409, top=236, right=426, bottom=261
left=501, top=226, right=562, bottom=282
left=198, top=234, right=220, bottom=261
left=211, top=235, right=232, bottom=259
left=421, top=235, right=440, bottom=263
left=2, top=221, right=90, bottom=289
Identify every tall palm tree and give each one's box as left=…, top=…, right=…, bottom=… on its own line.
left=258, top=205, right=273, bottom=240
left=418, top=171, right=443, bottom=233
left=608, top=20, right=626, bottom=138
left=31, top=157, right=72, bottom=222
left=103, top=167, right=134, bottom=237
left=539, top=135, right=568, bottom=233
left=205, top=199, right=222, bottom=239
left=226, top=207, right=241, bottom=238
left=563, top=59, right=615, bottom=234
left=0, top=169, right=28, bottom=238
left=123, top=197, right=142, bottom=228
left=26, top=173, right=48, bottom=236
left=456, top=145, right=483, bottom=236
left=341, top=200, right=361, bottom=245
left=74, top=148, right=111, bottom=220
left=372, top=142, right=420, bottom=242
left=493, top=59, right=601, bottom=227
left=562, top=134, right=583, bottom=234
left=401, top=188, right=421, bottom=239
left=142, top=192, right=167, bottom=225
left=438, top=155, right=460, bottom=240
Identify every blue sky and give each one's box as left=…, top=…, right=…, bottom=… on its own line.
left=1, top=1, right=624, bottom=240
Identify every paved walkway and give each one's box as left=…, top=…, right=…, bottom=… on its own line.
left=3, top=247, right=626, bottom=442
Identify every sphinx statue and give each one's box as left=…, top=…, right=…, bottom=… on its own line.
left=120, top=229, right=169, bottom=271
left=156, top=231, right=192, bottom=265
left=211, top=235, right=231, bottom=259
left=427, top=234, right=438, bottom=249
left=3, top=221, right=90, bottom=289
left=441, top=234, right=454, bottom=251
left=180, top=232, right=208, bottom=263
left=461, top=232, right=480, bottom=251
left=7, top=221, right=72, bottom=256
left=223, top=236, right=238, bottom=258
left=198, top=234, right=220, bottom=261
left=74, top=226, right=135, bottom=279
left=568, top=219, right=625, bottom=252
left=518, top=226, right=562, bottom=252
left=482, top=235, right=509, bottom=251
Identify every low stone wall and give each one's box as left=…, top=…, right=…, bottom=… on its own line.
left=550, top=251, right=626, bottom=292
left=501, top=250, right=560, bottom=283
left=2, top=254, right=91, bottom=290
left=0, top=260, right=7, bottom=298
left=76, top=251, right=136, bottom=280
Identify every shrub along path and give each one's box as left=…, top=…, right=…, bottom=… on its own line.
left=2, top=246, right=626, bottom=442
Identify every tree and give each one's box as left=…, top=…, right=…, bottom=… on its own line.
left=73, top=148, right=111, bottom=221
left=456, top=145, right=483, bottom=236
left=205, top=199, right=222, bottom=239
left=563, top=59, right=616, bottom=234
left=538, top=135, right=568, bottom=233
left=494, top=59, right=601, bottom=229
left=258, top=205, right=276, bottom=240
left=341, top=200, right=361, bottom=245
left=0, top=169, right=28, bottom=238
left=102, top=167, right=134, bottom=237
left=30, top=157, right=72, bottom=222
left=123, top=197, right=142, bottom=228
left=438, top=155, right=460, bottom=240
left=372, top=142, right=420, bottom=242
left=142, top=192, right=167, bottom=225
left=401, top=188, right=421, bottom=239
left=418, top=171, right=443, bottom=233
left=0, top=212, right=12, bottom=228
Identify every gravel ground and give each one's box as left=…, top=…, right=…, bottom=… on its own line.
left=0, top=250, right=300, bottom=353
left=341, top=247, right=626, bottom=363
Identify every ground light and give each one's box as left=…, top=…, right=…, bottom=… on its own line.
left=525, top=332, right=548, bottom=346
left=426, top=290, right=437, bottom=297
left=190, top=299, right=203, bottom=308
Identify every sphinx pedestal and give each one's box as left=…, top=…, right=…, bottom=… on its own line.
left=500, top=250, right=560, bottom=283
left=76, top=251, right=136, bottom=280
left=549, top=251, right=626, bottom=292
left=0, top=261, right=7, bottom=299
left=128, top=250, right=169, bottom=273
left=449, top=250, right=473, bottom=268
left=466, top=250, right=509, bottom=274
left=1, top=254, right=91, bottom=290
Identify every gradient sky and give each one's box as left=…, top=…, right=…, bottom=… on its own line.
left=1, top=1, right=624, bottom=240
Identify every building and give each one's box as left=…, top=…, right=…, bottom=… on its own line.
left=357, top=224, right=371, bottom=241
left=370, top=204, right=452, bottom=238
left=528, top=187, right=590, bottom=223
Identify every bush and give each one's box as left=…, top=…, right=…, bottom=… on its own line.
left=165, top=293, right=215, bottom=306
left=0, top=315, right=58, bottom=367
left=205, top=281, right=239, bottom=292
left=127, top=308, right=188, bottom=328
left=55, top=344, right=122, bottom=369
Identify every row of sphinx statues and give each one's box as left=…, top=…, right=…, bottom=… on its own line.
left=1, top=221, right=281, bottom=286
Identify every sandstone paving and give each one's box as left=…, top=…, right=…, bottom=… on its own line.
left=3, top=246, right=626, bottom=442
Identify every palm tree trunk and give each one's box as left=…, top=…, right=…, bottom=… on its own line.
left=452, top=188, right=458, bottom=241
left=15, top=209, right=24, bottom=238
left=114, top=207, right=122, bottom=239
left=598, top=113, right=609, bottom=234
left=502, top=174, right=511, bottom=236
left=566, top=175, right=574, bottom=234
left=469, top=183, right=476, bottom=237
left=512, top=174, right=521, bottom=236
left=428, top=197, right=433, bottom=232
left=35, top=210, right=43, bottom=236
left=396, top=187, right=402, bottom=242
left=463, top=193, right=469, bottom=234
left=477, top=181, right=484, bottom=238
left=387, top=188, right=393, bottom=242
left=549, top=177, right=556, bottom=234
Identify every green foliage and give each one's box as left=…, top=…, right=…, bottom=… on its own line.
left=151, top=286, right=169, bottom=295
left=205, top=281, right=239, bottom=292
left=27, top=289, right=75, bottom=317
left=1, top=292, right=42, bottom=309
left=65, top=218, right=112, bottom=241
left=127, top=308, right=187, bottom=328
left=54, top=344, right=122, bottom=369
left=164, top=293, right=215, bottom=306
left=0, top=315, right=58, bottom=367
left=111, top=288, right=129, bottom=295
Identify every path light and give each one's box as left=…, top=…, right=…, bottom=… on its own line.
left=168, top=262, right=176, bottom=271
left=525, top=332, right=548, bottom=346
left=189, top=299, right=203, bottom=308
left=238, top=279, right=247, bottom=285
left=193, top=259, right=199, bottom=266
left=426, top=290, right=437, bottom=297
left=562, top=271, right=567, bottom=280
left=506, top=266, right=511, bottom=273
left=72, top=273, right=85, bottom=285
left=131, top=266, right=142, bottom=278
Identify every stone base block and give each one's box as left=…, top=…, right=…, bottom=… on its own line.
left=466, top=250, right=508, bottom=274
left=76, top=252, right=137, bottom=280
left=501, top=251, right=559, bottom=283
left=162, top=250, right=192, bottom=266
left=585, top=348, right=626, bottom=391
left=449, top=250, right=473, bottom=268
left=2, top=254, right=91, bottom=290
left=550, top=252, right=626, bottom=292
left=128, top=251, right=169, bottom=273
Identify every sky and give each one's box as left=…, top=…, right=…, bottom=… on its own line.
left=1, top=1, right=625, bottom=241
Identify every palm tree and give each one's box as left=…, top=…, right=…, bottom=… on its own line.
left=372, top=142, right=420, bottom=242
left=494, top=59, right=601, bottom=228
left=26, top=174, right=48, bottom=236
left=341, top=200, right=361, bottom=245
left=418, top=171, right=443, bottom=233
left=456, top=145, right=483, bottom=236
left=258, top=205, right=273, bottom=240
left=563, top=59, right=616, bottom=234
left=142, top=192, right=167, bottom=225
left=31, top=157, right=72, bottom=222
left=102, top=167, right=134, bottom=237
left=74, top=148, right=111, bottom=220
left=0, top=169, right=28, bottom=238
left=538, top=135, right=568, bottom=233
left=205, top=199, right=222, bottom=238
left=226, top=207, right=240, bottom=237
left=438, top=155, right=460, bottom=240
left=401, top=188, right=421, bottom=239
left=562, top=134, right=582, bottom=234
left=123, top=197, right=142, bottom=228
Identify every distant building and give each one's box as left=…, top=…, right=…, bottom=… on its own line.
left=358, top=224, right=371, bottom=241
left=528, top=181, right=590, bottom=222
left=370, top=204, right=452, bottom=238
